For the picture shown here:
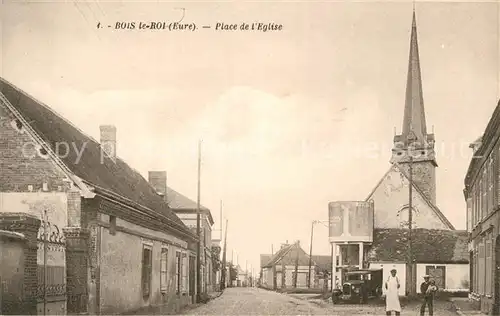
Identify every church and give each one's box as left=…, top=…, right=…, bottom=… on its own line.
left=328, top=10, right=469, bottom=296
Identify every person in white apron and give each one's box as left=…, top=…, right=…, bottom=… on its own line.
left=385, top=269, right=401, bottom=316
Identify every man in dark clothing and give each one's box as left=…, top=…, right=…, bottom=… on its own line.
left=420, top=275, right=434, bottom=316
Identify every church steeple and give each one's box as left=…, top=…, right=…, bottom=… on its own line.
left=391, top=8, right=437, bottom=205
left=401, top=10, right=427, bottom=145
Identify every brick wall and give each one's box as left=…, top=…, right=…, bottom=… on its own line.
left=67, top=189, right=82, bottom=227
left=0, top=213, right=41, bottom=315
left=0, top=102, right=68, bottom=192
left=63, top=227, right=90, bottom=315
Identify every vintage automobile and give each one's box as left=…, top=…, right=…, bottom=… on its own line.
left=332, top=268, right=383, bottom=304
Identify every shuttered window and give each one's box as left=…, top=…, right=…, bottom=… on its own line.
left=142, top=245, right=153, bottom=297
left=478, top=241, right=485, bottom=295
left=160, top=248, right=168, bottom=293
left=486, top=236, right=492, bottom=295
left=488, top=157, right=494, bottom=215
left=182, top=253, right=188, bottom=294
left=176, top=251, right=181, bottom=294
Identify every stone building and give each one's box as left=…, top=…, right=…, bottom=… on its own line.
left=0, top=77, right=200, bottom=314
left=464, top=100, right=500, bottom=314
left=328, top=10, right=469, bottom=296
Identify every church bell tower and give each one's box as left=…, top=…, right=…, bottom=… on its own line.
left=390, top=10, right=438, bottom=205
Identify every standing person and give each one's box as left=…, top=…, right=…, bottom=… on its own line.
left=420, top=275, right=435, bottom=316
left=385, top=269, right=401, bottom=316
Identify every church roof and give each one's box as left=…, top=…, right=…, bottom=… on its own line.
left=401, top=10, right=428, bottom=146
left=367, top=228, right=469, bottom=264
left=365, top=163, right=455, bottom=230
left=0, top=77, right=195, bottom=240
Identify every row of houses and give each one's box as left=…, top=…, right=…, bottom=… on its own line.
left=0, top=77, right=222, bottom=315
left=465, top=100, right=500, bottom=315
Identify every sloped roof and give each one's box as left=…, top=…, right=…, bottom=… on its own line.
left=365, top=163, right=455, bottom=230
left=0, top=78, right=194, bottom=238
left=311, top=255, right=331, bottom=272
left=166, top=187, right=210, bottom=211
left=260, top=254, right=272, bottom=268
left=167, top=187, right=214, bottom=225
left=263, top=243, right=311, bottom=268
left=367, top=228, right=469, bottom=264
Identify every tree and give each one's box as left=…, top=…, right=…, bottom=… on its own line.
left=229, top=263, right=238, bottom=282
left=211, top=245, right=221, bottom=272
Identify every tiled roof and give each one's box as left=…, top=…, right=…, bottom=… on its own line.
left=0, top=78, right=193, bottom=238
left=260, top=254, right=272, bottom=268
left=167, top=187, right=214, bottom=225
left=367, top=228, right=469, bottom=264
left=167, top=187, right=210, bottom=211
left=263, top=243, right=311, bottom=268
left=311, top=255, right=331, bottom=272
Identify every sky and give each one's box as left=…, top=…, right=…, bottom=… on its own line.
left=1, top=0, right=499, bottom=273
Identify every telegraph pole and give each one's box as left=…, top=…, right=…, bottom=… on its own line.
left=406, top=129, right=416, bottom=296
left=220, top=219, right=228, bottom=290
left=196, top=140, right=202, bottom=303
left=408, top=152, right=415, bottom=295
left=308, top=221, right=316, bottom=288
left=43, top=210, right=48, bottom=316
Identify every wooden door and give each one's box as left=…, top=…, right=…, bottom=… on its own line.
left=426, top=266, right=446, bottom=289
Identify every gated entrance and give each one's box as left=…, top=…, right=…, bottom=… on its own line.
left=37, top=219, right=66, bottom=315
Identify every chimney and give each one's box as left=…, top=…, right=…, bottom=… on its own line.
left=148, top=171, right=167, bottom=200
left=100, top=125, right=117, bottom=160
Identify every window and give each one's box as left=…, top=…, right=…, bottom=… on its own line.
left=479, top=240, right=485, bottom=295
left=142, top=245, right=153, bottom=297
left=176, top=251, right=181, bottom=294
left=478, top=180, right=482, bottom=224
left=160, top=247, right=168, bottom=293
left=109, top=215, right=117, bottom=235
left=467, top=198, right=472, bottom=233
left=486, top=235, right=492, bottom=295
left=182, top=253, right=188, bottom=294
left=489, top=157, right=494, bottom=214
left=482, top=171, right=487, bottom=220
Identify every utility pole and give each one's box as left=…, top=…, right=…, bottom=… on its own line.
left=220, top=219, right=228, bottom=290
left=308, top=221, right=316, bottom=288
left=196, top=140, right=202, bottom=303
left=408, top=152, right=415, bottom=296
left=293, top=242, right=299, bottom=288
left=43, top=210, right=48, bottom=316
left=271, top=244, right=274, bottom=255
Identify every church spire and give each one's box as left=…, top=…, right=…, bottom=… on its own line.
left=401, top=9, right=427, bottom=145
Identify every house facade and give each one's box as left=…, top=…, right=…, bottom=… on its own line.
left=367, top=228, right=469, bottom=295
left=147, top=171, right=216, bottom=295
left=464, top=100, right=500, bottom=315
left=0, top=77, right=199, bottom=315
left=260, top=242, right=315, bottom=290
left=328, top=10, right=469, bottom=296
